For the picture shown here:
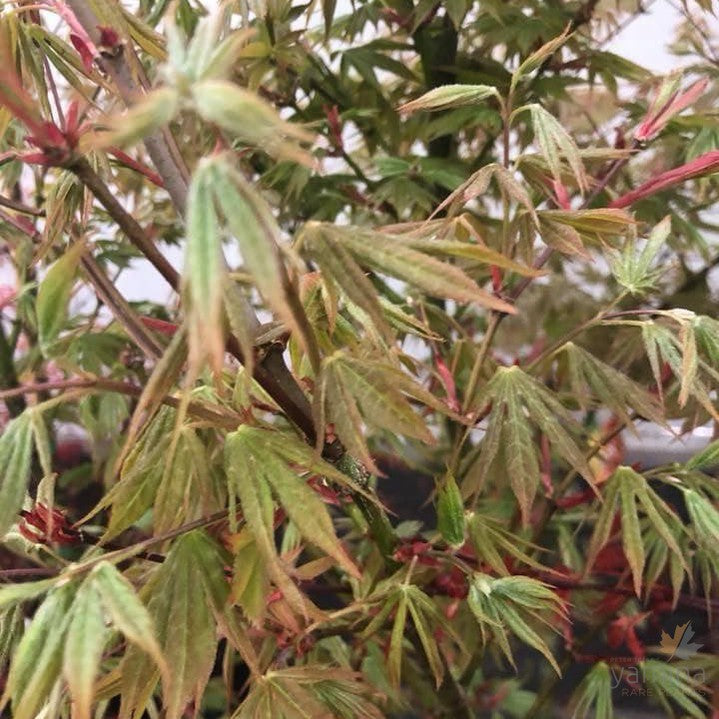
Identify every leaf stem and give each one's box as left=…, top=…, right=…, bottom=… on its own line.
left=448, top=313, right=501, bottom=479
left=524, top=291, right=628, bottom=372
left=462, top=313, right=501, bottom=414
left=501, top=97, right=511, bottom=170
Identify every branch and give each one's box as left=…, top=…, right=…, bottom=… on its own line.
left=1, top=507, right=237, bottom=582
left=0, top=567, right=58, bottom=579
left=68, top=157, right=179, bottom=292
left=63, top=2, right=392, bottom=555
left=0, top=377, right=243, bottom=428
left=250, top=344, right=319, bottom=444
left=69, top=160, right=320, bottom=442
left=65, top=0, right=189, bottom=214
left=66, top=507, right=234, bottom=579
left=63, top=1, right=325, bottom=444
left=541, top=574, right=719, bottom=612
left=0, top=194, right=44, bottom=216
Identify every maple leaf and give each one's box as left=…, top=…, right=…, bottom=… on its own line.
left=659, top=622, right=703, bottom=659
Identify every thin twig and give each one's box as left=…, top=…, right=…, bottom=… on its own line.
left=80, top=253, right=164, bottom=360
left=604, top=309, right=666, bottom=320
left=0, top=567, right=58, bottom=580
left=472, top=0, right=604, bottom=169
left=66, top=507, right=235, bottom=578
left=41, top=52, right=65, bottom=128
left=462, top=313, right=500, bottom=413
left=0, top=208, right=40, bottom=240
left=0, top=377, right=243, bottom=428
left=524, top=292, right=628, bottom=372
left=0, top=194, right=44, bottom=216
left=459, top=5, right=637, bottom=405
left=1, top=507, right=238, bottom=582
left=527, top=415, right=635, bottom=547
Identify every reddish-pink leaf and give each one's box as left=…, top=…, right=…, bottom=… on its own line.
left=607, top=613, right=649, bottom=659
left=490, top=265, right=502, bottom=292
left=70, top=33, right=95, bottom=72
left=435, top=357, right=459, bottom=412
left=16, top=152, right=56, bottom=166
left=635, top=78, right=708, bottom=142
left=610, top=150, right=719, bottom=208
left=108, top=149, right=165, bottom=188
left=551, top=179, right=571, bottom=209
left=0, top=60, right=49, bottom=141
left=48, top=0, right=98, bottom=56
left=140, top=316, right=179, bottom=336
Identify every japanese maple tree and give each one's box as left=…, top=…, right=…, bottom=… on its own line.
left=0, top=1, right=718, bottom=717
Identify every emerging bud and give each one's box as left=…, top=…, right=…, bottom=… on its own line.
left=436, top=473, right=466, bottom=549
left=635, top=77, right=708, bottom=143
